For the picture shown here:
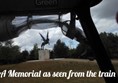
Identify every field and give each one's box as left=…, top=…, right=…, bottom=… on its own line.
left=0, top=59, right=118, bottom=83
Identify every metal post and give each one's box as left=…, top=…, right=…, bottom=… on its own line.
left=76, top=1, right=118, bottom=83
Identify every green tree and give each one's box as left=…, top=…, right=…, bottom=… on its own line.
left=4, top=40, right=13, bottom=47
left=30, top=43, right=39, bottom=60
left=21, top=50, right=29, bottom=61
left=68, top=48, right=77, bottom=58
left=100, top=32, right=118, bottom=58
left=0, top=40, right=21, bottom=64
left=53, top=39, right=69, bottom=58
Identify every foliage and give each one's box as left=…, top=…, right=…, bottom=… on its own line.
left=68, top=48, right=77, bottom=58
left=29, top=43, right=39, bottom=60
left=0, top=40, right=21, bottom=64
left=100, top=32, right=118, bottom=58
left=53, top=39, right=69, bottom=58
left=21, top=50, right=29, bottom=61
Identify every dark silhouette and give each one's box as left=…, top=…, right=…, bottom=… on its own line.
left=116, top=11, right=118, bottom=24
left=39, top=32, right=50, bottom=49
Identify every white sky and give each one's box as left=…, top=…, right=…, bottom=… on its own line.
left=13, top=0, right=118, bottom=51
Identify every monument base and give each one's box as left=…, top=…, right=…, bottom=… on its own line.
left=38, top=50, right=50, bottom=61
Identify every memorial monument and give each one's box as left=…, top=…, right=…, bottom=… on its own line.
left=39, top=32, right=50, bottom=49
left=38, top=32, right=50, bottom=61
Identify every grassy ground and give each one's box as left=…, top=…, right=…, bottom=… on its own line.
left=0, top=59, right=118, bottom=83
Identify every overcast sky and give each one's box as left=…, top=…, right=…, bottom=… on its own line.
left=13, top=0, right=118, bottom=51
